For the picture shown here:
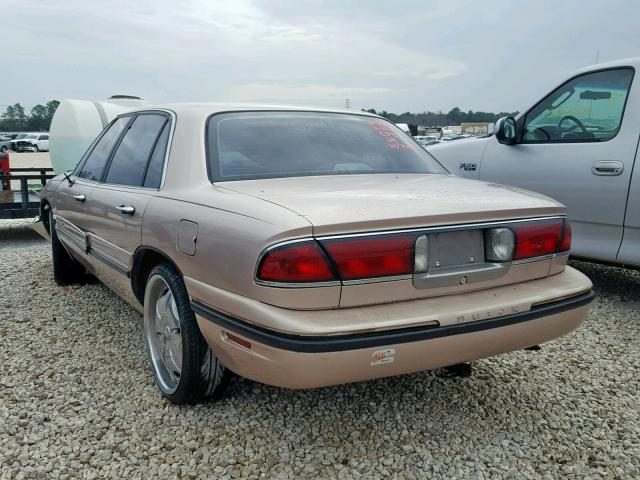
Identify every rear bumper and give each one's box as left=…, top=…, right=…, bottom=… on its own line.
left=192, top=277, right=593, bottom=388
left=193, top=291, right=593, bottom=353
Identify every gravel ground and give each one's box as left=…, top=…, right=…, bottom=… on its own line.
left=0, top=218, right=639, bottom=479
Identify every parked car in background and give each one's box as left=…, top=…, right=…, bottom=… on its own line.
left=430, top=56, right=640, bottom=268
left=35, top=104, right=593, bottom=404
left=10, top=133, right=33, bottom=151
left=12, top=133, right=49, bottom=152
left=9, top=133, right=28, bottom=151
left=414, top=135, right=440, bottom=148
left=441, top=135, right=468, bottom=142
left=0, top=136, right=11, bottom=153
left=25, top=133, right=49, bottom=152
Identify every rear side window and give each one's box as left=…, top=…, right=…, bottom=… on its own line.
left=206, top=112, right=447, bottom=181
left=143, top=122, right=170, bottom=188
left=77, top=117, right=130, bottom=181
left=105, top=114, right=168, bottom=187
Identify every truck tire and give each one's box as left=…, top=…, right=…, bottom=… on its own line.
left=143, top=262, right=230, bottom=404
left=49, top=209, right=87, bottom=285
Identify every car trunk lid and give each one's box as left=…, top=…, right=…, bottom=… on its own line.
left=220, top=174, right=564, bottom=235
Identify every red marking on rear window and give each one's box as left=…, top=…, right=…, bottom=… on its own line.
left=369, top=120, right=411, bottom=151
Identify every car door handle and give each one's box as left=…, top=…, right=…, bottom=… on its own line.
left=116, top=205, right=135, bottom=215
left=72, top=194, right=86, bottom=202
left=592, top=161, right=624, bottom=176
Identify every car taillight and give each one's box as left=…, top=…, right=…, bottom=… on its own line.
left=559, top=220, right=571, bottom=252
left=257, top=241, right=336, bottom=283
left=511, top=219, right=564, bottom=260
left=321, top=235, right=415, bottom=280
left=257, top=219, right=571, bottom=285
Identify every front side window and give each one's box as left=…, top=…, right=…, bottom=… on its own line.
left=522, top=68, right=634, bottom=143
left=207, top=112, right=447, bottom=181
left=77, top=116, right=130, bottom=181
left=105, top=114, right=168, bottom=187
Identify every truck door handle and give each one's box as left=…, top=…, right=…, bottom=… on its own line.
left=592, top=161, right=624, bottom=176
left=72, top=194, right=86, bottom=202
left=116, top=205, right=135, bottom=215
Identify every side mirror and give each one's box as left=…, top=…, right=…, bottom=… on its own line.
left=495, top=116, right=518, bottom=145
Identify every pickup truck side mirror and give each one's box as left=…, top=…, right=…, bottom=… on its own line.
left=495, top=116, right=518, bottom=145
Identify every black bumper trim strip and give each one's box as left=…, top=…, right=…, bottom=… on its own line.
left=90, top=248, right=129, bottom=276
left=191, top=290, right=594, bottom=353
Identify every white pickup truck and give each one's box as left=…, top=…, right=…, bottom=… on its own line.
left=430, top=57, right=640, bottom=268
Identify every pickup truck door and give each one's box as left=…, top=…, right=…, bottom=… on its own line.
left=479, top=67, right=638, bottom=263
left=618, top=147, right=640, bottom=266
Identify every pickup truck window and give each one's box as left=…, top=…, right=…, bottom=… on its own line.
left=522, top=67, right=634, bottom=143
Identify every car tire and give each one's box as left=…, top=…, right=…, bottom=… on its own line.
left=0, top=146, right=6, bottom=153
left=143, top=263, right=230, bottom=404
left=49, top=209, right=88, bottom=285
left=34, top=145, right=39, bottom=152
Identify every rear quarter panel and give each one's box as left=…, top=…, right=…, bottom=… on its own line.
left=142, top=188, right=342, bottom=309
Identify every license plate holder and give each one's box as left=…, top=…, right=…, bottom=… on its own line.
left=428, top=230, right=484, bottom=269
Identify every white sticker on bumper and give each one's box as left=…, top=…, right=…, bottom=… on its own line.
left=370, top=348, right=395, bottom=366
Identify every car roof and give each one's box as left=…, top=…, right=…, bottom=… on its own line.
left=133, top=102, right=380, bottom=120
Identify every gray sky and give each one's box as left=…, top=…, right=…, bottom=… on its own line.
left=3, top=0, right=639, bottom=114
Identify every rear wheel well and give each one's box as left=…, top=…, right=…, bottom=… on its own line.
left=131, top=248, right=182, bottom=304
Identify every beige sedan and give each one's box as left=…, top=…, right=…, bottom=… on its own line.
left=35, top=104, right=593, bottom=404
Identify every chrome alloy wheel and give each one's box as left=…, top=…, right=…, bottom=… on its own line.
left=144, top=274, right=183, bottom=394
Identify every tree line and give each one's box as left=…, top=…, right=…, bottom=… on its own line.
left=0, top=101, right=516, bottom=131
left=362, top=106, right=519, bottom=126
left=0, top=101, right=60, bottom=132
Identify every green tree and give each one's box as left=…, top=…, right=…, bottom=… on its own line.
left=0, top=100, right=60, bottom=132
left=361, top=106, right=519, bottom=126
left=1, top=103, right=27, bottom=130
left=446, top=107, right=462, bottom=125
left=28, top=104, right=49, bottom=130
left=45, top=100, right=60, bottom=120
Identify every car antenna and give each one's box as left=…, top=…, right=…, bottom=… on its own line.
left=63, top=170, right=75, bottom=185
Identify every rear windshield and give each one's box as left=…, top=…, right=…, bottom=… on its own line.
left=206, top=111, right=447, bottom=181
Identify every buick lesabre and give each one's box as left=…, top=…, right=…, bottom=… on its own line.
left=35, top=104, right=594, bottom=404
